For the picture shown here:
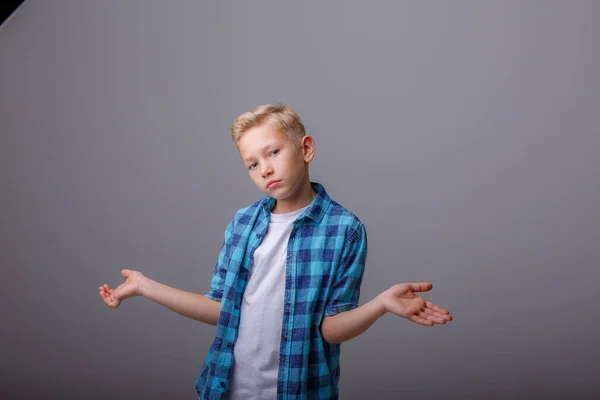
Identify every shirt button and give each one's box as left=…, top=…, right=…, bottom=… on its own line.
left=220, top=381, right=226, bottom=388
left=234, top=304, right=239, bottom=310
left=227, top=343, right=234, bottom=349
left=256, top=233, right=261, bottom=238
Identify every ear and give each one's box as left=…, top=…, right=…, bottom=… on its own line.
left=301, top=135, right=315, bottom=163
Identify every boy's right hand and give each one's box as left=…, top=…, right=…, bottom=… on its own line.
left=98, top=269, right=145, bottom=308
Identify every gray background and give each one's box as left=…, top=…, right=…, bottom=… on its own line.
left=1, top=0, right=599, bottom=398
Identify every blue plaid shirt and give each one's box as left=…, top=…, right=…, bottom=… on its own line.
left=195, top=182, right=368, bottom=399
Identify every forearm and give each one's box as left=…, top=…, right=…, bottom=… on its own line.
left=320, top=296, right=385, bottom=344
left=141, top=277, right=221, bottom=325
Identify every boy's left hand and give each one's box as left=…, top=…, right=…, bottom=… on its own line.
left=377, top=282, right=452, bottom=326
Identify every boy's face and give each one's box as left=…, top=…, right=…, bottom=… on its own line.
left=237, top=123, right=314, bottom=200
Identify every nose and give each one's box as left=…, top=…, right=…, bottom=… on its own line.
left=260, top=161, right=273, bottom=177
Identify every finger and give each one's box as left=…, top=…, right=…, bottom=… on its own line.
left=409, top=315, right=434, bottom=326
left=121, top=269, right=131, bottom=278
left=423, top=307, right=452, bottom=322
left=425, top=300, right=450, bottom=314
left=408, top=282, right=433, bottom=293
left=423, top=306, right=450, bottom=318
left=423, top=307, right=451, bottom=321
left=420, top=311, right=446, bottom=324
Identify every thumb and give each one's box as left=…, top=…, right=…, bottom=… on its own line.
left=121, top=269, right=132, bottom=278
left=409, top=282, right=433, bottom=293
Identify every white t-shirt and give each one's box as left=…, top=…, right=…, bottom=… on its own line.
left=228, top=205, right=308, bottom=400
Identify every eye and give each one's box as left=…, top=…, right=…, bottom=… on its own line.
left=270, top=149, right=280, bottom=156
left=248, top=162, right=257, bottom=170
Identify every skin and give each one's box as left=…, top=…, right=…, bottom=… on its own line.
left=98, top=122, right=453, bottom=343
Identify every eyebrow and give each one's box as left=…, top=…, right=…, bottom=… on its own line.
left=243, top=143, right=280, bottom=163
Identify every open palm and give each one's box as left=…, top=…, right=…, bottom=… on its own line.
left=98, top=269, right=144, bottom=308
left=379, top=282, right=452, bottom=326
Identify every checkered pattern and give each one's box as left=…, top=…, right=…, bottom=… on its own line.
left=195, top=182, right=368, bottom=399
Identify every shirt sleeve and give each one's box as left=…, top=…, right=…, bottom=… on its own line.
left=324, top=221, right=368, bottom=316
left=205, top=216, right=235, bottom=302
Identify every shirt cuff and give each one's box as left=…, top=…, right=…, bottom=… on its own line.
left=205, top=290, right=222, bottom=302
left=323, top=302, right=358, bottom=317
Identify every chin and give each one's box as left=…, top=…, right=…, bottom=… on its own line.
left=269, top=192, right=286, bottom=200
left=269, top=189, right=292, bottom=200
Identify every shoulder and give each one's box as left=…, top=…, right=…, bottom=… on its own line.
left=232, top=199, right=262, bottom=223
left=324, top=199, right=366, bottom=243
left=225, top=197, right=266, bottom=232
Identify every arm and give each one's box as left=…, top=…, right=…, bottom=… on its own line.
left=99, top=269, right=221, bottom=326
left=321, top=282, right=453, bottom=344
left=320, top=296, right=384, bottom=344
left=141, top=274, right=220, bottom=325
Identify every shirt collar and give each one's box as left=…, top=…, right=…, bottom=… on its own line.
left=260, top=181, right=331, bottom=223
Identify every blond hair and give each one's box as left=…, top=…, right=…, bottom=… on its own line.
left=231, top=104, right=306, bottom=147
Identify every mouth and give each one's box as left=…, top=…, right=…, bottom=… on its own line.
left=266, top=180, right=281, bottom=189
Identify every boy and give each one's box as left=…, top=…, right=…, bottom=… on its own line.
left=98, top=104, right=452, bottom=399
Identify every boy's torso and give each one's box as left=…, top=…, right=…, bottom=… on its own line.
left=196, top=182, right=367, bottom=400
